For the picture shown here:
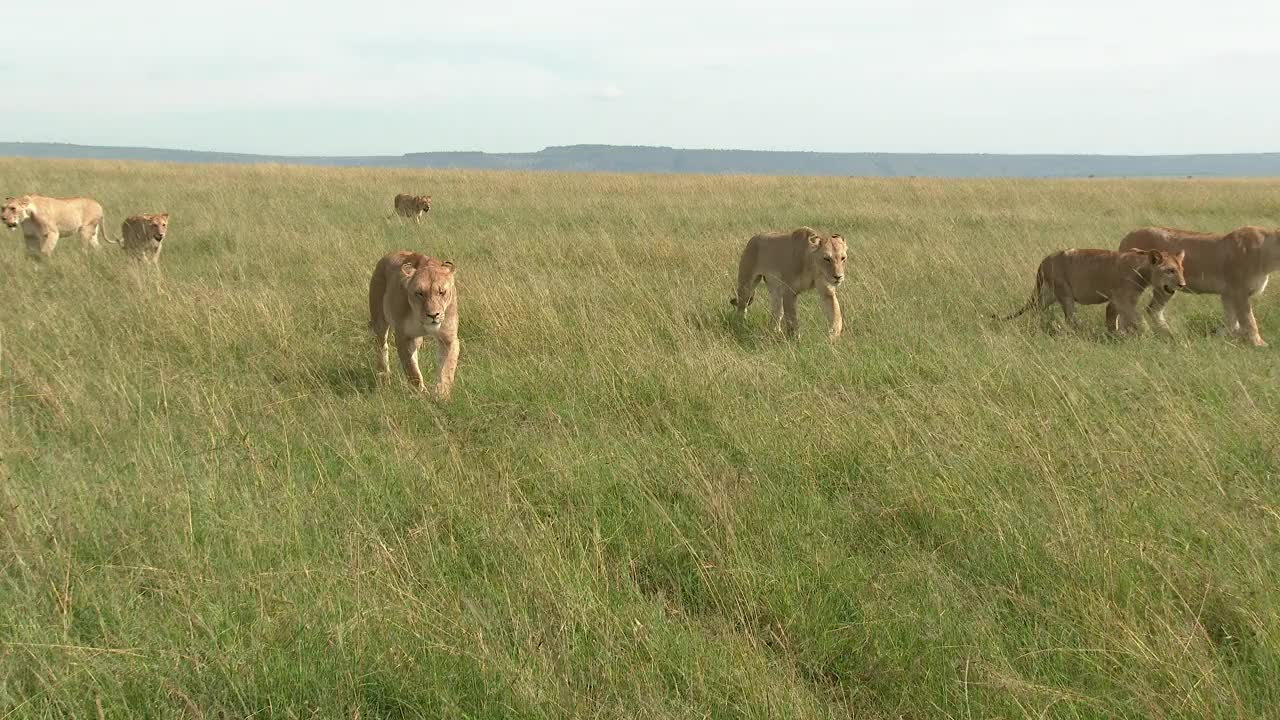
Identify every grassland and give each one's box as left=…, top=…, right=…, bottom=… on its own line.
left=1, top=158, right=1278, bottom=719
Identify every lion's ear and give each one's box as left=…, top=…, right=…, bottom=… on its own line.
left=442, top=260, right=456, bottom=270
left=1147, top=249, right=1163, bottom=264
left=400, top=262, right=418, bottom=279
left=1175, top=250, right=1186, bottom=262
left=807, top=235, right=821, bottom=248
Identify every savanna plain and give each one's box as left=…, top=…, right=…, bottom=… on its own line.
left=1, top=158, right=1278, bottom=719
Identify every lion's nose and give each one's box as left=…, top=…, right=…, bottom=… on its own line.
left=427, top=312, right=441, bottom=320
left=833, top=275, right=844, bottom=283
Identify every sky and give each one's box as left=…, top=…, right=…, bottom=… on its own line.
left=2, top=0, right=1277, bottom=156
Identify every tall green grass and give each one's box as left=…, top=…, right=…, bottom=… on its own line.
left=1, top=158, right=1277, bottom=718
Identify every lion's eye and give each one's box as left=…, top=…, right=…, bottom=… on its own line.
left=437, top=289, right=446, bottom=296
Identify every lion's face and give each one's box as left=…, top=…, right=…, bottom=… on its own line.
left=400, top=259, right=456, bottom=328
left=416, top=195, right=432, bottom=213
left=809, top=233, right=847, bottom=286
left=1265, top=230, right=1280, bottom=266
left=145, top=214, right=170, bottom=244
left=1, top=196, right=30, bottom=229
left=1147, top=249, right=1187, bottom=294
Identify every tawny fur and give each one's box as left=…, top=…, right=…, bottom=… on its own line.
left=729, top=226, right=848, bottom=338
left=996, top=248, right=1187, bottom=335
left=1119, top=226, right=1280, bottom=346
left=2, top=194, right=110, bottom=259
left=119, top=213, right=170, bottom=264
left=393, top=194, right=433, bottom=223
left=368, top=250, right=461, bottom=399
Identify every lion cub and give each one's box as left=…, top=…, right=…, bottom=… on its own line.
left=730, top=227, right=847, bottom=338
left=119, top=213, right=170, bottom=263
left=368, top=250, right=460, bottom=398
left=996, top=248, right=1187, bottom=334
left=393, top=194, right=432, bottom=223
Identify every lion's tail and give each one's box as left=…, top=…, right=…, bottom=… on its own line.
left=991, top=266, right=1044, bottom=321
left=101, top=214, right=120, bottom=244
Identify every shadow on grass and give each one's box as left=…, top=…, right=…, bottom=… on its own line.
left=315, top=364, right=379, bottom=396
left=684, top=307, right=776, bottom=350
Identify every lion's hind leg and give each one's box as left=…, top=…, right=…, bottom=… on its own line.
left=80, top=221, right=102, bottom=250
left=768, top=283, right=786, bottom=333
left=1050, top=282, right=1080, bottom=330
left=369, top=275, right=392, bottom=376
left=1213, top=296, right=1242, bottom=338
left=372, top=320, right=391, bottom=376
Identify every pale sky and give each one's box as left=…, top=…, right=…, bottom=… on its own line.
left=2, top=0, right=1277, bottom=156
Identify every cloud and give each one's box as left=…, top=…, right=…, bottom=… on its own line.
left=592, top=84, right=624, bottom=101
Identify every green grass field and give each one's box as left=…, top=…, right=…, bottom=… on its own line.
left=1, top=157, right=1278, bottom=719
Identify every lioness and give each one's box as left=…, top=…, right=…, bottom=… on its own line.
left=393, top=193, right=432, bottom=223
left=1119, top=226, right=1280, bottom=346
left=730, top=227, right=847, bottom=338
left=2, top=194, right=110, bottom=259
left=119, top=213, right=170, bottom=263
left=368, top=250, right=460, bottom=398
left=996, top=248, right=1187, bottom=334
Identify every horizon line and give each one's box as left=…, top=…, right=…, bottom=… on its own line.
left=5, top=140, right=1280, bottom=160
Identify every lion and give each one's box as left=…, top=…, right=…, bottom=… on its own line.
left=119, top=213, right=170, bottom=263
left=729, top=227, right=847, bottom=338
left=368, top=250, right=460, bottom=398
left=2, top=194, right=110, bottom=259
left=1118, top=226, right=1280, bottom=346
left=995, top=247, right=1187, bottom=334
left=393, top=193, right=433, bottom=223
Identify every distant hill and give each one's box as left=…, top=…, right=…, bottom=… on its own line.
left=4, top=141, right=1280, bottom=178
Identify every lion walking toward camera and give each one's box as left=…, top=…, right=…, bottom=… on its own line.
left=368, top=250, right=460, bottom=399
left=119, top=213, right=170, bottom=264
left=730, top=227, right=848, bottom=338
